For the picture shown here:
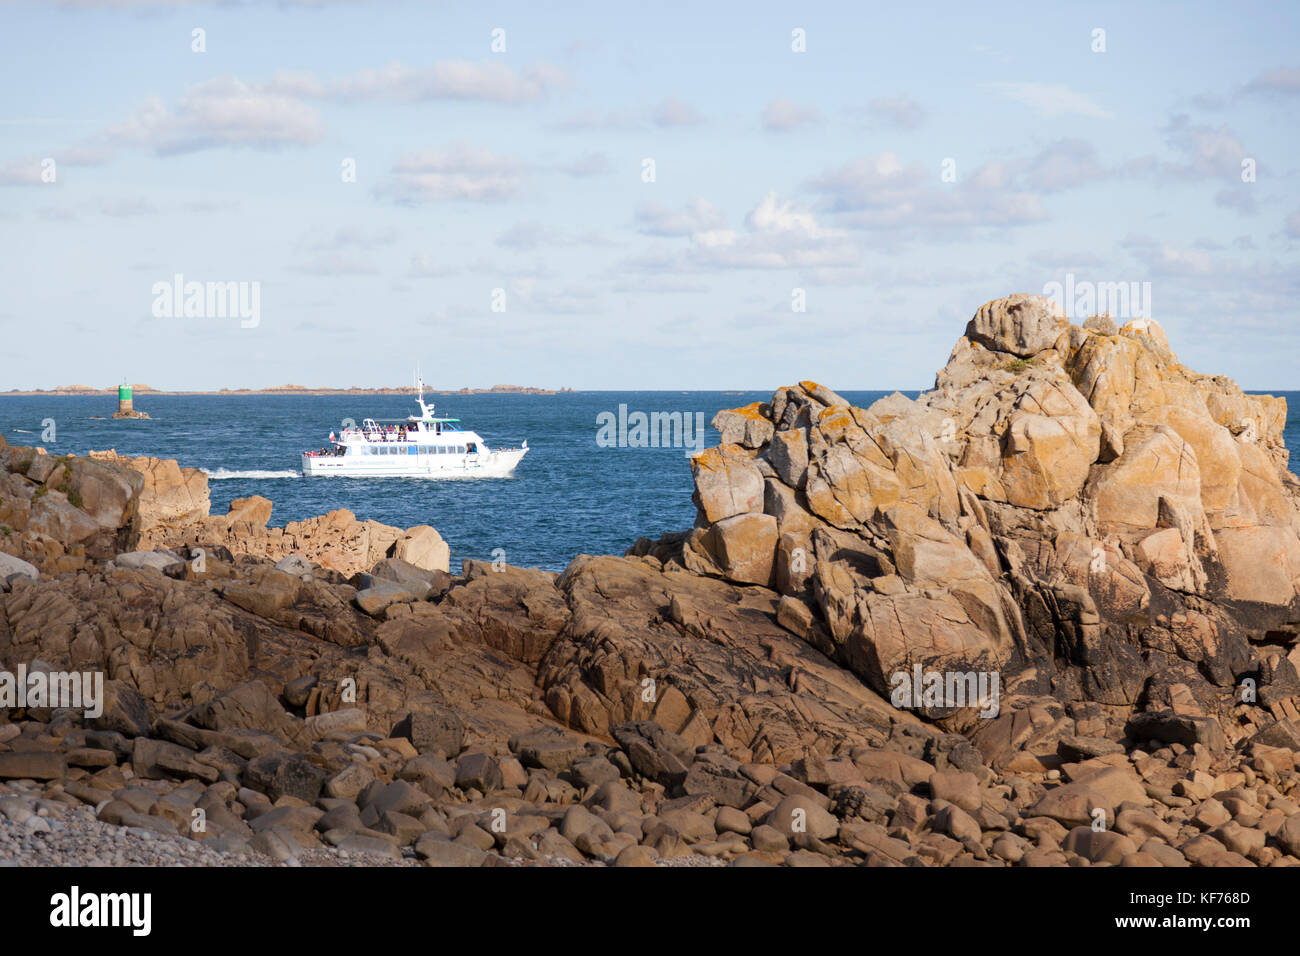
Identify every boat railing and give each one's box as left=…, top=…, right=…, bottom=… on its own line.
left=339, top=426, right=420, bottom=443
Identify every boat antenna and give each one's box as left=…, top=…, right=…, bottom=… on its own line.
left=415, top=365, right=434, bottom=420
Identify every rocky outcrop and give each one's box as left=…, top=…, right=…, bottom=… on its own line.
left=673, top=296, right=1300, bottom=750
left=3, top=293, right=1300, bottom=869
left=73, top=452, right=448, bottom=578
left=0, top=440, right=142, bottom=571
left=89, top=451, right=210, bottom=532
left=151, top=502, right=422, bottom=579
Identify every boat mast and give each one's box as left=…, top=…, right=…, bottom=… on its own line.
left=415, top=366, right=435, bottom=423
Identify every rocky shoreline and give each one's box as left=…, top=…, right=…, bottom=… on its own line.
left=1, top=294, right=1299, bottom=868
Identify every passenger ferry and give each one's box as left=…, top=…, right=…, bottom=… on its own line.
left=301, top=379, right=528, bottom=478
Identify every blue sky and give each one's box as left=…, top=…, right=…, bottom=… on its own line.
left=1, top=0, right=1297, bottom=390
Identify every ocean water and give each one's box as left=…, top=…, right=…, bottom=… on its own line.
left=1, top=390, right=1296, bottom=573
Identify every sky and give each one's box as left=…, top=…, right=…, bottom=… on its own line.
left=0, top=0, right=1297, bottom=391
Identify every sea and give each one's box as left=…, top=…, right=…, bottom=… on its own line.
left=1, top=390, right=1297, bottom=573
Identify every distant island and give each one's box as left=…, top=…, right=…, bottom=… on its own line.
left=3, top=384, right=574, bottom=397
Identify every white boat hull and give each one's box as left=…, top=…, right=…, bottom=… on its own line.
left=302, top=447, right=527, bottom=478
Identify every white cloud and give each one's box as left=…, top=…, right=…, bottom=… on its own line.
left=1160, top=115, right=1248, bottom=179
left=746, top=192, right=835, bottom=237
left=0, top=158, right=48, bottom=186
left=762, top=98, right=821, bottom=132
left=1024, top=139, right=1108, bottom=192
left=985, top=82, right=1113, bottom=119
left=1121, top=235, right=1215, bottom=277
left=1244, top=67, right=1300, bottom=96
left=653, top=96, right=704, bottom=127
left=378, top=145, right=526, bottom=203
left=105, top=78, right=324, bottom=154
left=629, top=193, right=858, bottom=272
left=270, top=60, right=567, bottom=104
left=636, top=198, right=726, bottom=237
left=807, top=152, right=1048, bottom=233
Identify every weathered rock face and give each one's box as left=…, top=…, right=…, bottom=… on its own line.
left=88, top=451, right=210, bottom=532
left=684, top=294, right=1300, bottom=726
left=154, top=503, right=414, bottom=579
left=0, top=446, right=142, bottom=568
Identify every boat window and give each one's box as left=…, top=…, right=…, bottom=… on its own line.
left=408, top=446, right=416, bottom=455
left=458, top=445, right=465, bottom=454
left=467, top=442, right=477, bottom=453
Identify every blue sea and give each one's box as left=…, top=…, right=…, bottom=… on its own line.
left=1, top=390, right=1297, bottom=573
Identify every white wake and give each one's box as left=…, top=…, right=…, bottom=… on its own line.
left=203, top=468, right=301, bottom=479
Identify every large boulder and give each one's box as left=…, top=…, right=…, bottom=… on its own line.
left=1213, top=526, right=1300, bottom=605
left=88, top=452, right=210, bottom=530
left=226, top=495, right=272, bottom=528
left=0, top=552, right=39, bottom=588
left=996, top=374, right=1100, bottom=510
left=390, top=525, right=450, bottom=574
left=1087, top=425, right=1203, bottom=534
left=691, top=445, right=765, bottom=522
left=965, top=294, right=1069, bottom=358
left=64, top=457, right=143, bottom=534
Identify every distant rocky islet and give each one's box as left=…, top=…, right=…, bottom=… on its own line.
left=4, top=384, right=572, bottom=397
